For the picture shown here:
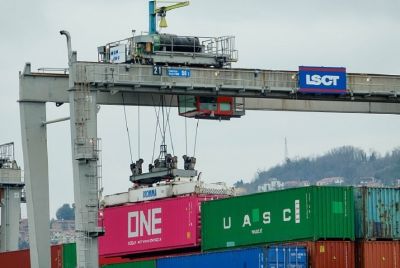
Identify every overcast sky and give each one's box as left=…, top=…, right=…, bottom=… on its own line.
left=1, top=0, right=400, bottom=218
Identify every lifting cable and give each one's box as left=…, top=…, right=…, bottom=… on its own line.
left=121, top=92, right=134, bottom=164
left=137, top=95, right=141, bottom=159
left=151, top=94, right=176, bottom=162
left=165, top=97, right=175, bottom=156
left=193, top=119, right=200, bottom=157
left=185, top=113, right=188, bottom=156
left=151, top=103, right=161, bottom=163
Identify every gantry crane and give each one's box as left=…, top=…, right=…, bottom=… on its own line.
left=17, top=1, right=400, bottom=268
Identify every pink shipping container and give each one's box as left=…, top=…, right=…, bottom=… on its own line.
left=99, top=195, right=219, bottom=257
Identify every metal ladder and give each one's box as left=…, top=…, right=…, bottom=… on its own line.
left=74, top=82, right=102, bottom=268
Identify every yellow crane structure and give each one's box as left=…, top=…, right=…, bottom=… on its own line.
left=149, top=0, right=189, bottom=34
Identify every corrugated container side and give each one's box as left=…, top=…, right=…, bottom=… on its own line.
left=201, top=186, right=354, bottom=251
left=99, top=195, right=220, bottom=257
left=313, top=186, right=355, bottom=240
left=356, top=241, right=400, bottom=268
left=354, top=187, right=400, bottom=239
left=99, top=255, right=133, bottom=266
left=283, top=241, right=355, bottom=268
left=62, top=243, right=77, bottom=268
left=51, top=244, right=63, bottom=268
left=0, top=245, right=63, bottom=268
left=157, top=247, right=266, bottom=268
left=0, top=248, right=30, bottom=267
left=101, top=260, right=156, bottom=268
left=266, top=246, right=307, bottom=268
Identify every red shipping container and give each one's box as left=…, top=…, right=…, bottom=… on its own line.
left=356, top=241, right=400, bottom=268
left=99, top=195, right=219, bottom=257
left=0, top=248, right=30, bottom=267
left=0, top=244, right=62, bottom=268
left=283, top=241, right=355, bottom=268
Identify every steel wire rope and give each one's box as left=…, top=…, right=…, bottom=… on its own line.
left=193, top=119, right=200, bottom=157
left=137, top=95, right=141, bottom=159
left=121, top=92, right=134, bottom=164
left=151, top=94, right=162, bottom=163
left=165, top=96, right=175, bottom=156
left=184, top=96, right=188, bottom=156
left=161, top=96, right=166, bottom=150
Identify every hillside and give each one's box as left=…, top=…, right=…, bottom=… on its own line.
left=237, top=146, right=400, bottom=193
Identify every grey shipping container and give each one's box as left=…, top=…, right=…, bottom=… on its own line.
left=354, top=187, right=400, bottom=239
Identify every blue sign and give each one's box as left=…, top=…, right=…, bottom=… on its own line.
left=143, top=189, right=157, bottom=198
left=167, top=68, right=191, bottom=78
left=298, top=66, right=347, bottom=94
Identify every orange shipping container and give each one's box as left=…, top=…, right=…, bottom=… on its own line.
left=282, top=241, right=355, bottom=268
left=356, top=241, right=400, bottom=268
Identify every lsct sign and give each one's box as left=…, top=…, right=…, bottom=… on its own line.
left=298, top=66, right=347, bottom=94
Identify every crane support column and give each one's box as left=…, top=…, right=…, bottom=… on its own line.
left=149, top=1, right=157, bottom=34
left=20, top=63, right=51, bottom=268
left=0, top=185, right=23, bottom=251
left=69, top=53, right=101, bottom=268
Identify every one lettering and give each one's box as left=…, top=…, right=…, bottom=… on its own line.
left=128, top=208, right=162, bottom=238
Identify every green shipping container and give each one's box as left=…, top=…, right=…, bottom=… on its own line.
left=62, top=243, right=77, bottom=268
left=201, top=186, right=355, bottom=251
left=102, top=260, right=156, bottom=268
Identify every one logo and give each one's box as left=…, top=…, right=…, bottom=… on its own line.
left=298, top=66, right=346, bottom=94
left=128, top=208, right=162, bottom=238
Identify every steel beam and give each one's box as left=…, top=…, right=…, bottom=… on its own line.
left=69, top=53, right=100, bottom=268
left=19, top=62, right=400, bottom=114
left=19, top=101, right=51, bottom=268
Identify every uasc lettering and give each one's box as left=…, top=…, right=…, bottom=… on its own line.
left=222, top=200, right=300, bottom=230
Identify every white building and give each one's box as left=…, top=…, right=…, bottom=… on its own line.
left=258, top=178, right=284, bottom=192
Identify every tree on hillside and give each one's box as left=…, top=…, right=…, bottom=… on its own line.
left=56, top=203, right=75, bottom=220
left=241, top=146, right=400, bottom=193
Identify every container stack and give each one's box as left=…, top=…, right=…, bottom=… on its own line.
left=2, top=186, right=400, bottom=267
left=201, top=186, right=356, bottom=267
left=354, top=187, right=400, bottom=268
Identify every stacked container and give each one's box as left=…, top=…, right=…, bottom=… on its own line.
left=201, top=186, right=356, bottom=267
left=101, top=246, right=307, bottom=268
left=99, top=194, right=221, bottom=257
left=282, top=241, right=355, bottom=268
left=354, top=187, right=400, bottom=268
left=0, top=244, right=63, bottom=268
left=201, top=186, right=355, bottom=250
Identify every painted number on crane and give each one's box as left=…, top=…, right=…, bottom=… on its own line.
left=153, top=65, right=162, bottom=76
left=167, top=68, right=191, bottom=78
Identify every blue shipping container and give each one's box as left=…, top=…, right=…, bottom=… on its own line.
left=157, top=247, right=307, bottom=268
left=267, top=246, right=307, bottom=268
left=354, top=187, right=400, bottom=239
